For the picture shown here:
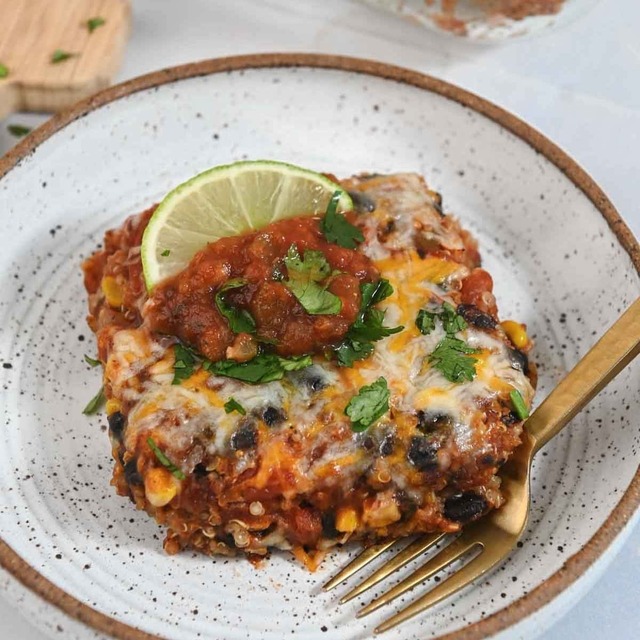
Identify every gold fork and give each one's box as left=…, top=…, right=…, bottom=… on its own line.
left=324, top=297, right=640, bottom=634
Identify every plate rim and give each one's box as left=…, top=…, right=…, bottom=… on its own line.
left=0, top=52, right=638, bottom=640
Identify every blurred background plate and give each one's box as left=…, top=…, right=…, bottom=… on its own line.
left=0, top=55, right=638, bottom=640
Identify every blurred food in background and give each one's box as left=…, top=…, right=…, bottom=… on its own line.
left=361, top=0, right=598, bottom=40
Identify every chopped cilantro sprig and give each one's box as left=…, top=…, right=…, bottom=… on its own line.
left=83, top=386, right=105, bottom=415
left=283, top=245, right=342, bottom=315
left=510, top=389, right=530, bottom=420
left=172, top=343, right=199, bottom=384
left=416, top=302, right=467, bottom=336
left=147, top=437, right=185, bottom=480
left=215, top=278, right=257, bottom=334
left=87, top=17, right=106, bottom=33
left=428, top=336, right=479, bottom=383
left=345, top=377, right=390, bottom=432
left=334, top=279, right=403, bottom=367
left=224, top=397, right=246, bottom=415
left=320, top=191, right=364, bottom=249
left=205, top=353, right=312, bottom=384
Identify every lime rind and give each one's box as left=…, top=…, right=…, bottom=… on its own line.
left=141, top=160, right=353, bottom=291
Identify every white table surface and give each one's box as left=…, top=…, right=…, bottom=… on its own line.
left=0, top=1, right=638, bottom=638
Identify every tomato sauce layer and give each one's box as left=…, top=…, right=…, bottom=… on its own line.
left=144, top=216, right=379, bottom=361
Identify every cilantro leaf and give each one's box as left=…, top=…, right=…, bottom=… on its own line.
left=440, top=302, right=467, bottom=334
left=172, top=343, right=198, bottom=385
left=147, top=437, right=185, bottom=480
left=348, top=308, right=402, bottom=342
left=7, top=124, right=31, bottom=138
left=82, top=386, right=105, bottom=415
left=320, top=190, right=364, bottom=249
left=334, top=279, right=402, bottom=366
left=416, top=309, right=436, bottom=335
left=345, top=377, right=390, bottom=432
left=205, top=353, right=312, bottom=384
left=224, top=397, right=246, bottom=415
left=51, top=49, right=76, bottom=64
left=416, top=301, right=467, bottom=336
left=510, top=389, right=530, bottom=420
left=215, top=278, right=257, bottom=334
left=0, top=63, right=8, bottom=78
left=87, top=17, right=106, bottom=33
left=360, top=279, right=394, bottom=309
left=84, top=354, right=101, bottom=367
left=334, top=340, right=374, bottom=367
left=283, top=245, right=342, bottom=315
left=428, top=336, right=479, bottom=383
left=160, top=249, right=170, bottom=257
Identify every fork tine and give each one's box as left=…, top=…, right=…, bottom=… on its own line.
left=339, top=532, right=445, bottom=604
left=374, top=539, right=506, bottom=634
left=323, top=540, right=397, bottom=591
left=357, top=534, right=480, bottom=617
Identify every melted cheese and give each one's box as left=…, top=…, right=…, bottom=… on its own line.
left=106, top=173, right=533, bottom=500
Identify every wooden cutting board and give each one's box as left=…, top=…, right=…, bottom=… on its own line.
left=0, top=0, right=131, bottom=120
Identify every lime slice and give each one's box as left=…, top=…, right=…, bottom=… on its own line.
left=141, top=160, right=353, bottom=290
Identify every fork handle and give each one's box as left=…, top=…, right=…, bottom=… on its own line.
left=527, top=297, right=640, bottom=453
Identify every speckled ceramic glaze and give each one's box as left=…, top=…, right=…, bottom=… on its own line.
left=0, top=56, right=638, bottom=640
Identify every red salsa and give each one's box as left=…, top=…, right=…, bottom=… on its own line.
left=144, top=216, right=379, bottom=361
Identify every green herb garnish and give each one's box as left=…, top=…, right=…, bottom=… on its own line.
left=82, top=386, right=105, bottom=415
left=215, top=278, right=257, bottom=334
left=147, top=437, right=185, bottom=480
left=415, top=309, right=436, bottom=335
left=172, top=343, right=198, bottom=385
left=224, top=397, right=246, bottom=415
left=334, top=339, right=374, bottom=367
left=428, top=336, right=479, bottom=383
left=345, top=377, right=390, bottom=432
left=160, top=249, right=170, bottom=257
left=283, top=245, right=342, bottom=315
left=51, top=49, right=75, bottom=64
left=510, top=389, right=530, bottom=420
left=84, top=354, right=101, bottom=367
left=334, top=279, right=402, bottom=366
left=7, top=124, right=31, bottom=138
left=416, top=302, right=467, bottom=336
left=320, top=190, right=364, bottom=249
left=0, top=63, right=8, bottom=78
left=87, top=17, right=106, bottom=33
left=205, top=353, right=312, bottom=384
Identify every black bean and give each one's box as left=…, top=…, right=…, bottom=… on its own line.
left=379, top=433, right=395, bottom=457
left=348, top=190, right=376, bottom=212
left=502, top=410, right=521, bottom=427
left=443, top=492, right=487, bottom=523
left=457, top=304, right=497, bottom=330
left=193, top=463, right=208, bottom=479
left=301, top=372, right=326, bottom=392
left=416, top=411, right=453, bottom=434
left=507, top=347, right=530, bottom=376
left=124, top=458, right=142, bottom=486
left=107, top=411, right=126, bottom=441
left=395, top=490, right=418, bottom=522
left=230, top=422, right=258, bottom=450
left=321, top=511, right=339, bottom=538
left=362, top=436, right=375, bottom=451
left=407, top=436, right=439, bottom=472
left=262, top=406, right=285, bottom=427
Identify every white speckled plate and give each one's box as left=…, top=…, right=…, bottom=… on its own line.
left=0, top=55, right=638, bottom=640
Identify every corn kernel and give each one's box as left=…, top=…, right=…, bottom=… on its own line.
left=145, top=467, right=178, bottom=507
left=335, top=507, right=359, bottom=533
left=101, top=276, right=124, bottom=308
left=105, top=398, right=121, bottom=415
left=501, top=320, right=528, bottom=349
